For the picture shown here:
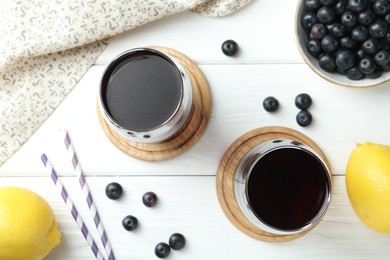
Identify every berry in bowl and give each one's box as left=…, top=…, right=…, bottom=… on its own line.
left=295, top=0, right=390, bottom=87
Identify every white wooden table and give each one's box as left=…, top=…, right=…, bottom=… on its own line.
left=2, top=0, right=390, bottom=259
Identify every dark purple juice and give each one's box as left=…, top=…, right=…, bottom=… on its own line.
left=247, top=148, right=329, bottom=231
left=101, top=50, right=183, bottom=131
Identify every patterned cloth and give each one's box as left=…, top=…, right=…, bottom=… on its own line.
left=0, top=0, right=251, bottom=165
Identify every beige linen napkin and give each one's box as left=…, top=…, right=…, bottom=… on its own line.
left=0, top=0, right=251, bottom=166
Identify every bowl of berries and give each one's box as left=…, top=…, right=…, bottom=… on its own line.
left=295, top=0, right=390, bottom=87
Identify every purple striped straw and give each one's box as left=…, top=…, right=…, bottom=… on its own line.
left=62, top=129, right=115, bottom=260
left=41, top=154, right=105, bottom=260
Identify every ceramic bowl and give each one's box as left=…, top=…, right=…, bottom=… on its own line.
left=294, top=0, right=390, bottom=88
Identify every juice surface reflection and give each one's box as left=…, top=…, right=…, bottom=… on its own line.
left=247, top=148, right=330, bottom=231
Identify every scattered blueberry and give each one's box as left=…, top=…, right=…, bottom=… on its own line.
left=263, top=96, right=279, bottom=112
left=155, top=242, right=171, bottom=258
left=122, top=215, right=138, bottom=231
left=142, top=191, right=158, bottom=207
left=296, top=110, right=313, bottom=127
left=295, top=93, right=312, bottom=110
left=105, top=182, right=123, bottom=200
left=221, top=40, right=239, bottom=56
left=169, top=233, right=186, bottom=250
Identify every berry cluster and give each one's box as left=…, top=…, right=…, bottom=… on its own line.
left=105, top=182, right=185, bottom=258
left=302, top=0, right=390, bottom=80
left=262, top=94, right=313, bottom=127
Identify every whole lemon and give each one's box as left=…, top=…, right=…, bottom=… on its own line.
left=346, top=142, right=390, bottom=233
left=0, top=186, right=61, bottom=259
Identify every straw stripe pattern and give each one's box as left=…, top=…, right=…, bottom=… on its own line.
left=63, top=130, right=115, bottom=260
left=41, top=154, right=105, bottom=260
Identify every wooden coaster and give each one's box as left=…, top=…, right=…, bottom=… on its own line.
left=97, top=46, right=211, bottom=161
left=216, top=126, right=331, bottom=242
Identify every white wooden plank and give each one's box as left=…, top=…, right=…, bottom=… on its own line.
left=1, top=64, right=390, bottom=176
left=0, top=176, right=388, bottom=260
left=96, top=0, right=302, bottom=65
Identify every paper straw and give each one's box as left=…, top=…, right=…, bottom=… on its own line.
left=61, top=129, right=115, bottom=260
left=41, top=154, right=105, bottom=260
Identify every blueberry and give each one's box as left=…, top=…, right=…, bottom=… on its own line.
left=362, top=37, right=381, bottom=54
left=359, top=56, right=377, bottom=73
left=302, top=12, right=319, bottom=30
left=335, top=0, right=348, bottom=15
left=295, top=93, right=312, bottom=110
left=296, top=110, right=313, bottom=127
left=221, top=40, right=239, bottom=56
left=381, top=40, right=390, bottom=50
left=310, top=23, right=328, bottom=39
left=319, top=53, right=337, bottom=72
left=307, top=39, right=323, bottom=56
left=340, top=36, right=358, bottom=49
left=317, top=6, right=337, bottom=25
left=305, top=0, right=322, bottom=11
left=347, top=0, right=368, bottom=13
left=122, top=215, right=138, bottom=231
left=321, top=34, right=340, bottom=52
left=384, top=13, right=390, bottom=24
left=366, top=67, right=383, bottom=78
left=381, top=62, right=390, bottom=71
left=263, top=96, right=279, bottom=112
left=351, top=25, right=369, bottom=42
left=346, top=66, right=365, bottom=79
left=336, top=49, right=357, bottom=70
left=341, top=11, right=358, bottom=28
left=337, top=66, right=347, bottom=75
left=155, top=242, right=171, bottom=258
left=142, top=191, right=158, bottom=207
left=105, top=182, right=123, bottom=200
left=169, top=233, right=186, bottom=250
left=373, top=0, right=390, bottom=16
left=358, top=9, right=376, bottom=26
left=374, top=49, right=390, bottom=64
left=383, top=31, right=390, bottom=43
left=356, top=48, right=368, bottom=59
left=369, top=20, right=388, bottom=38
left=331, top=23, right=346, bottom=38
left=321, top=0, right=338, bottom=4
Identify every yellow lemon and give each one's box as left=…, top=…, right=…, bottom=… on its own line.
left=346, top=142, right=390, bottom=233
left=0, top=186, right=61, bottom=260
